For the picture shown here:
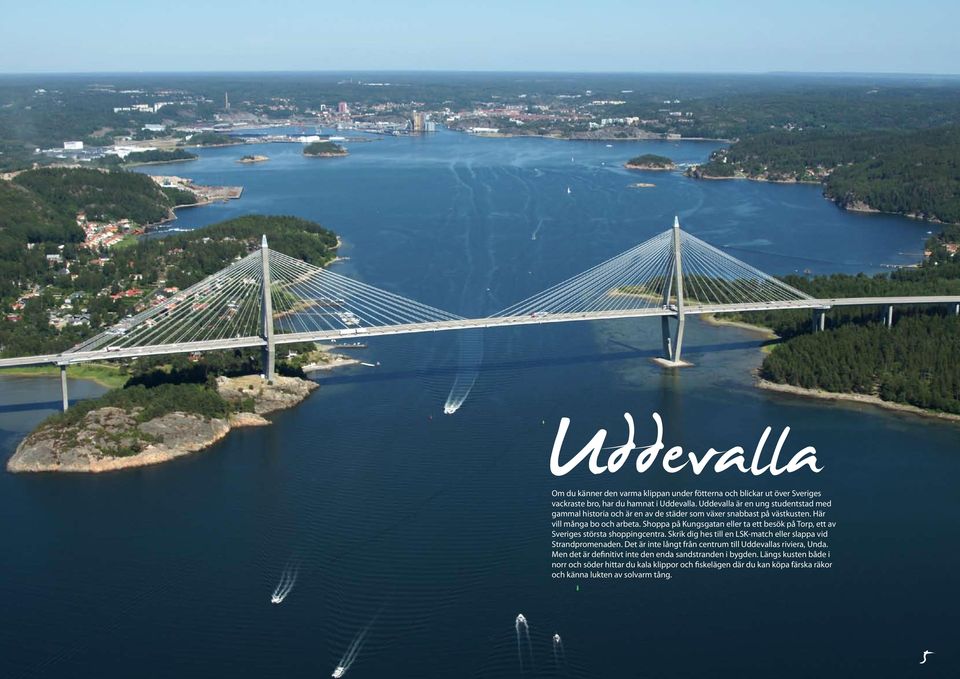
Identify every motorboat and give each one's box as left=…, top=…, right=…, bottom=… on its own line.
left=332, top=666, right=346, bottom=678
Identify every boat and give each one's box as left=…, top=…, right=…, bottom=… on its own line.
left=516, top=613, right=527, bottom=626
left=332, top=666, right=346, bottom=678
left=566, top=187, right=572, bottom=195
left=553, top=633, right=561, bottom=644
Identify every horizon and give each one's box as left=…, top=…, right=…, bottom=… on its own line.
left=3, top=0, right=958, bottom=75
left=2, top=69, right=959, bottom=79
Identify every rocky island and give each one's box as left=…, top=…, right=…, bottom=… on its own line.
left=624, top=154, right=676, bottom=171
left=238, top=154, right=269, bottom=164
left=303, top=141, right=348, bottom=157
left=7, top=375, right=317, bottom=473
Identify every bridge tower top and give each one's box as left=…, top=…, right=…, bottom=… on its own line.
left=261, top=233, right=268, bottom=249
left=673, top=215, right=680, bottom=230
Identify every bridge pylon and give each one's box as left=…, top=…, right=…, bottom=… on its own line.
left=261, top=234, right=276, bottom=381
left=658, top=217, right=689, bottom=367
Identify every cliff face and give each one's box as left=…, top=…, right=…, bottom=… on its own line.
left=7, top=376, right=317, bottom=474
left=214, top=375, right=317, bottom=415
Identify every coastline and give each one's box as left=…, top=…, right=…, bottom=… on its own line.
left=689, top=167, right=958, bottom=225
left=7, top=375, right=319, bottom=474
left=755, top=378, right=960, bottom=424
left=624, top=163, right=675, bottom=171
left=453, top=129, right=733, bottom=143
left=121, top=156, right=198, bottom=168
left=688, top=170, right=821, bottom=185
left=0, top=363, right=127, bottom=389
left=700, top=313, right=778, bottom=339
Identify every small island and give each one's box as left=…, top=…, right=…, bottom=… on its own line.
left=303, top=141, right=348, bottom=157
left=238, top=154, right=269, bottom=164
left=624, top=154, right=676, bottom=171
left=7, top=376, right=317, bottom=473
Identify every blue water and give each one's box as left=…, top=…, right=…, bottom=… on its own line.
left=0, top=131, right=956, bottom=679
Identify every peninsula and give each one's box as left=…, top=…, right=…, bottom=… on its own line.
left=687, top=126, right=960, bottom=224
left=3, top=214, right=347, bottom=473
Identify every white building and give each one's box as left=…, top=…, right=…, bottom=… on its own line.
left=63, top=141, right=84, bottom=150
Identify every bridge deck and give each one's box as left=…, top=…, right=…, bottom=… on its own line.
left=2, top=295, right=958, bottom=369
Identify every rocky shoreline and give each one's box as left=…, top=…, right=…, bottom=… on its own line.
left=7, top=375, right=318, bottom=473
left=755, top=378, right=960, bottom=424
left=624, top=162, right=675, bottom=171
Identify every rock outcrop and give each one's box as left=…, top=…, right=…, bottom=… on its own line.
left=7, top=376, right=317, bottom=474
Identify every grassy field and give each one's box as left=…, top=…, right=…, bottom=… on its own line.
left=0, top=363, right=128, bottom=388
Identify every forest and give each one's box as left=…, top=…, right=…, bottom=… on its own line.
left=761, top=315, right=960, bottom=414
left=736, top=235, right=960, bottom=414
left=11, top=167, right=193, bottom=225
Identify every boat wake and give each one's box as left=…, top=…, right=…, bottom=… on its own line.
left=552, top=632, right=566, bottom=668
left=333, top=614, right=378, bottom=677
left=270, top=563, right=298, bottom=604
left=515, top=613, right=534, bottom=674
left=442, top=329, right=483, bottom=414
left=531, top=217, right=545, bottom=241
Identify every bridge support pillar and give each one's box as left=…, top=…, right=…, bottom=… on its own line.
left=60, top=364, right=69, bottom=412
left=659, top=314, right=687, bottom=363
left=812, top=308, right=826, bottom=333
left=655, top=217, right=691, bottom=367
left=884, top=304, right=894, bottom=328
left=673, top=313, right=686, bottom=363
left=953, top=303, right=958, bottom=316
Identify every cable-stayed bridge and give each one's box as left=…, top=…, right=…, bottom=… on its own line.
left=3, top=218, right=959, bottom=411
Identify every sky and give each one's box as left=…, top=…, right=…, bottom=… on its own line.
left=2, top=0, right=958, bottom=74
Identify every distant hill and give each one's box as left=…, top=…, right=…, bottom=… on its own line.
left=12, top=167, right=191, bottom=227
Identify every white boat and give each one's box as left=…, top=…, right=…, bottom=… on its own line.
left=332, top=666, right=346, bottom=678
left=553, top=633, right=561, bottom=644
left=516, top=613, right=527, bottom=625
left=566, top=187, right=571, bottom=195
